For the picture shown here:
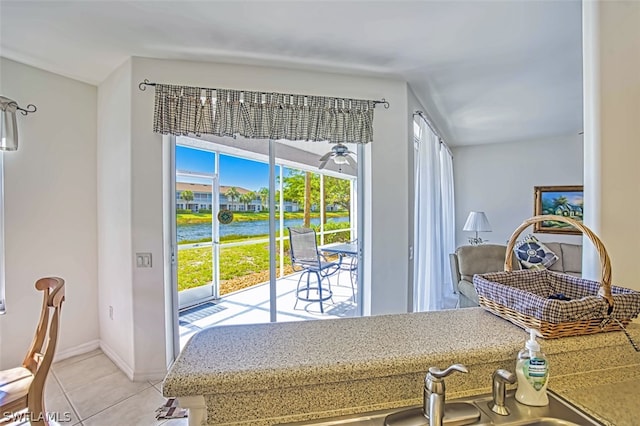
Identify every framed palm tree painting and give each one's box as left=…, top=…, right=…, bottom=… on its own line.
left=533, top=185, right=584, bottom=234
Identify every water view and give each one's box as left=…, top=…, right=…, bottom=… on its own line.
left=178, top=216, right=350, bottom=242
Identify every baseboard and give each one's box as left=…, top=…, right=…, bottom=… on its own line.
left=99, top=340, right=135, bottom=380
left=99, top=340, right=167, bottom=382
left=54, top=339, right=100, bottom=362
left=132, top=368, right=168, bottom=383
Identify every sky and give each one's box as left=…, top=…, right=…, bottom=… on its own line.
left=176, top=145, right=281, bottom=191
left=541, top=191, right=583, bottom=206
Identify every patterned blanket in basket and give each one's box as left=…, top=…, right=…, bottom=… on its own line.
left=473, top=270, right=640, bottom=323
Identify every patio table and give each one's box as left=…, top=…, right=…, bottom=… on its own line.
left=319, top=242, right=358, bottom=294
left=318, top=242, right=357, bottom=257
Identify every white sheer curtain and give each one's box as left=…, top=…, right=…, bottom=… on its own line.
left=413, top=119, right=455, bottom=311
left=440, top=146, right=456, bottom=295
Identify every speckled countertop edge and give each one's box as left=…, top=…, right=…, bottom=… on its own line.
left=163, top=308, right=640, bottom=397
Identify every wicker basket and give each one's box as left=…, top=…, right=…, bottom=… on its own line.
left=473, top=214, right=640, bottom=339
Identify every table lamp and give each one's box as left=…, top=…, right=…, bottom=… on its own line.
left=463, top=211, right=491, bottom=245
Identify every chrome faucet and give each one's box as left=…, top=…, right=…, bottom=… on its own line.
left=424, top=364, right=468, bottom=426
left=384, top=363, right=479, bottom=426
left=490, top=369, right=516, bottom=416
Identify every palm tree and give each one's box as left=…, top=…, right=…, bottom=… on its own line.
left=225, top=187, right=240, bottom=211
left=258, top=187, right=269, bottom=211
left=180, top=190, right=194, bottom=210
left=240, top=192, right=255, bottom=211
left=552, top=196, right=570, bottom=215
left=553, top=196, right=569, bottom=208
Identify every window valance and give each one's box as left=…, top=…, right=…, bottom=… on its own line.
left=148, top=83, right=383, bottom=144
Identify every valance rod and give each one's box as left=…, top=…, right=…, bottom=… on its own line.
left=1, top=96, right=37, bottom=152
left=138, top=79, right=389, bottom=109
left=0, top=96, right=37, bottom=116
left=413, top=110, right=452, bottom=157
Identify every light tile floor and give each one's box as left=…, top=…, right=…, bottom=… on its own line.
left=8, top=350, right=188, bottom=426
left=6, top=271, right=457, bottom=426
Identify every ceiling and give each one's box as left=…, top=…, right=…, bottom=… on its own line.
left=0, top=1, right=583, bottom=147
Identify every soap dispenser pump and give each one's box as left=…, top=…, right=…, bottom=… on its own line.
left=515, top=328, right=549, bottom=406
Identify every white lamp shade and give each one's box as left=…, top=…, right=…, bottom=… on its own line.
left=0, top=96, right=19, bottom=151
left=463, top=211, right=492, bottom=232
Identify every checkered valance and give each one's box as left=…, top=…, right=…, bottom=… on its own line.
left=152, top=84, right=376, bottom=143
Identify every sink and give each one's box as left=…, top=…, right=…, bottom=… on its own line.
left=278, top=390, right=602, bottom=426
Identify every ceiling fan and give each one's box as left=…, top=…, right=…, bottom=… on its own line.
left=318, top=143, right=356, bottom=170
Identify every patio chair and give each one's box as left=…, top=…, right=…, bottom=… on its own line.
left=1, top=277, right=65, bottom=426
left=288, top=227, right=340, bottom=313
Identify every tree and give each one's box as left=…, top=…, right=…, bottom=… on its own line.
left=258, top=187, right=269, bottom=210
left=240, top=192, right=255, bottom=211
left=281, top=170, right=352, bottom=224
left=282, top=170, right=320, bottom=227
left=225, top=187, right=240, bottom=210
left=282, top=170, right=319, bottom=205
left=304, top=172, right=312, bottom=227
left=324, top=176, right=351, bottom=219
left=180, top=190, right=194, bottom=208
left=553, top=196, right=569, bottom=208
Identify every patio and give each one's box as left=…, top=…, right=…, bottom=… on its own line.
left=178, top=269, right=358, bottom=348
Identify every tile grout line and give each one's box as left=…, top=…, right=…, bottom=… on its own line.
left=69, top=373, right=156, bottom=422
left=50, top=369, right=82, bottom=425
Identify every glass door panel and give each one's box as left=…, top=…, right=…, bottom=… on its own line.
left=175, top=145, right=217, bottom=309
left=173, top=137, right=363, bottom=328
left=274, top=141, right=360, bottom=320
left=217, top=153, right=272, bottom=322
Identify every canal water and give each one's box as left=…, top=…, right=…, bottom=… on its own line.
left=178, top=216, right=350, bottom=242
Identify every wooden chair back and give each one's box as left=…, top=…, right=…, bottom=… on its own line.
left=0, top=277, right=65, bottom=425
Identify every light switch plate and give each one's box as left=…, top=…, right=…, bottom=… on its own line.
left=136, top=253, right=152, bottom=268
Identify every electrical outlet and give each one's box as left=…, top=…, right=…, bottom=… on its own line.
left=109, top=305, right=113, bottom=320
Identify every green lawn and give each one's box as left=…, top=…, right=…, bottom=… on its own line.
left=177, top=225, right=352, bottom=293
left=177, top=240, right=292, bottom=294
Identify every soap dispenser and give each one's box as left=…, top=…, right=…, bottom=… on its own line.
left=515, top=328, right=549, bottom=406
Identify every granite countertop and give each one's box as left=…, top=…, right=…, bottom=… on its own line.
left=164, top=309, right=528, bottom=397
left=551, top=367, right=640, bottom=425
left=163, top=308, right=640, bottom=425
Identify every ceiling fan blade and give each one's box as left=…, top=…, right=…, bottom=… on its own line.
left=319, top=158, right=330, bottom=169
left=319, top=151, right=333, bottom=162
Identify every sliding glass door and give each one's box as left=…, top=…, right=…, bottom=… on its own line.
left=171, top=136, right=363, bottom=328
left=174, top=145, right=218, bottom=309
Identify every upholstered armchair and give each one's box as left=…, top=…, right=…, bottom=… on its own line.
left=450, top=242, right=583, bottom=308
left=450, top=245, right=518, bottom=308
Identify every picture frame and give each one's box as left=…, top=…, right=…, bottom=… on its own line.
left=533, top=185, right=584, bottom=234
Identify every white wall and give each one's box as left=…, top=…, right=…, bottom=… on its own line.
left=583, top=1, right=640, bottom=290
left=93, top=57, right=411, bottom=378
left=0, top=58, right=99, bottom=369
left=97, top=59, right=136, bottom=374
left=452, top=134, right=583, bottom=249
